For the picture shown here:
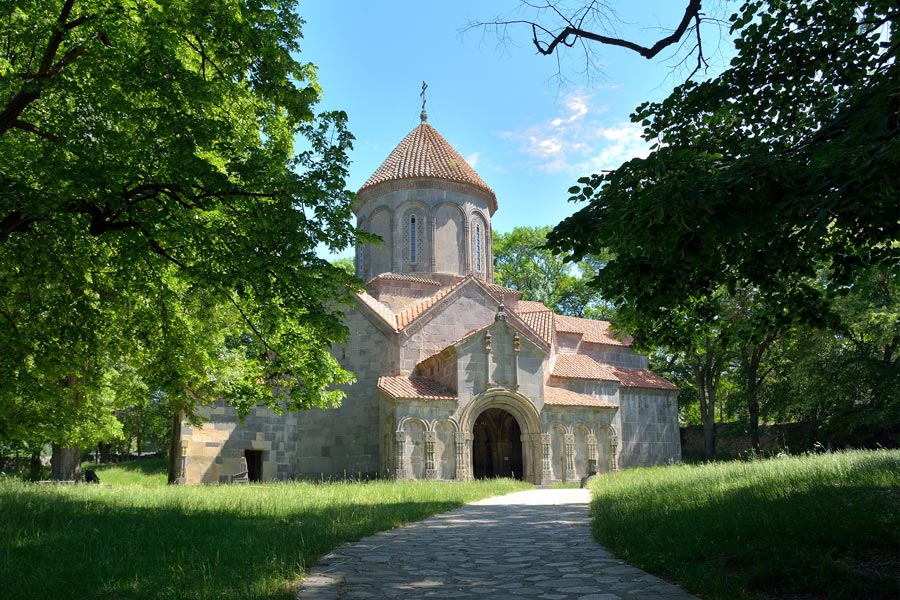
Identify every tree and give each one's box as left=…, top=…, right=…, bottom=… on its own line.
left=493, top=226, right=613, bottom=318
left=549, top=0, right=899, bottom=335
left=0, top=1, right=359, bottom=479
left=469, top=1, right=717, bottom=81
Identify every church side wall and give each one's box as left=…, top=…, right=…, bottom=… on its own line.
left=181, top=403, right=298, bottom=484
left=616, top=389, right=682, bottom=468
left=297, top=305, right=392, bottom=479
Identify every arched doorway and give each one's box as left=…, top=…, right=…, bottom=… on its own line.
left=472, top=408, right=523, bottom=480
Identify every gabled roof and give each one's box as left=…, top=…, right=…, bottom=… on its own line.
left=377, top=376, right=456, bottom=400
left=483, top=282, right=522, bottom=303
left=551, top=353, right=677, bottom=391
left=367, top=272, right=442, bottom=287
left=358, top=120, right=497, bottom=211
left=513, top=300, right=555, bottom=344
left=610, top=367, right=679, bottom=391
left=554, top=314, right=632, bottom=346
left=395, top=277, right=468, bottom=330
left=544, top=386, right=617, bottom=408
left=551, top=354, right=620, bottom=381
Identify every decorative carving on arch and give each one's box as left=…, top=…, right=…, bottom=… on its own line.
left=459, top=389, right=544, bottom=484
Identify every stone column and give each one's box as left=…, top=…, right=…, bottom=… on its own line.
left=394, top=431, right=407, bottom=480
left=564, top=433, right=576, bottom=483
left=587, top=433, right=598, bottom=475
left=609, top=432, right=619, bottom=474
left=424, top=431, right=437, bottom=479
left=541, top=433, right=553, bottom=484
left=454, top=432, right=469, bottom=480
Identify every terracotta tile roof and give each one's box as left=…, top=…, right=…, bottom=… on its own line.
left=551, top=354, right=620, bottom=381
left=367, top=272, right=442, bottom=287
left=377, top=376, right=456, bottom=400
left=517, top=308, right=554, bottom=344
left=554, top=314, right=632, bottom=346
left=395, top=277, right=468, bottom=330
left=483, top=282, right=522, bottom=303
left=358, top=122, right=496, bottom=208
left=544, top=386, right=617, bottom=408
left=516, top=300, right=552, bottom=313
left=356, top=292, right=397, bottom=329
left=611, top=367, right=679, bottom=391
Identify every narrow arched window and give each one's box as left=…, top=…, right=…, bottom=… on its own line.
left=474, top=222, right=483, bottom=272
left=409, top=214, right=417, bottom=263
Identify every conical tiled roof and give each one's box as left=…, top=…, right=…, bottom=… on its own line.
left=358, top=120, right=496, bottom=207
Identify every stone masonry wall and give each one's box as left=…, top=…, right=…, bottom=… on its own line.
left=181, top=402, right=298, bottom=484
left=398, top=284, right=498, bottom=372
left=297, top=304, right=392, bottom=479
left=616, top=389, right=681, bottom=468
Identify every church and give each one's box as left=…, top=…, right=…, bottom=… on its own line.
left=179, top=110, right=682, bottom=484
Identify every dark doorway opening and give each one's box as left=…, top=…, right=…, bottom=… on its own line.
left=472, top=408, right=523, bottom=480
left=244, top=450, right=263, bottom=482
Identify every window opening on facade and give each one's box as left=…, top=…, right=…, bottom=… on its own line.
left=410, top=215, right=417, bottom=263
left=474, top=222, right=483, bottom=272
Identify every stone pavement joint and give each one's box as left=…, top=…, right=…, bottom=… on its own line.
left=296, top=488, right=698, bottom=600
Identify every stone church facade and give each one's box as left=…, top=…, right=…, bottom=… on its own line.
left=180, top=112, right=681, bottom=484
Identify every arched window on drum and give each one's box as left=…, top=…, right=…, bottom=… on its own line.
left=409, top=214, right=418, bottom=264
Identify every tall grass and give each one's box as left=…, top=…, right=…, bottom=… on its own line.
left=83, top=456, right=168, bottom=487
left=590, top=449, right=900, bottom=599
left=0, top=476, right=529, bottom=600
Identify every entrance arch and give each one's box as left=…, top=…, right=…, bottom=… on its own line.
left=459, top=389, right=543, bottom=483
left=472, top=408, right=523, bottom=479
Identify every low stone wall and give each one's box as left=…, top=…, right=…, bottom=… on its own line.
left=681, top=421, right=900, bottom=459
left=680, top=422, right=814, bottom=459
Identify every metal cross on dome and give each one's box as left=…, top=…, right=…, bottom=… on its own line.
left=420, top=81, right=428, bottom=122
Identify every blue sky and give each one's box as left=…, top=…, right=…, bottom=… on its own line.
left=300, top=1, right=732, bottom=258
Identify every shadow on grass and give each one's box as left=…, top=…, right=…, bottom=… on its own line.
left=591, top=466, right=900, bottom=599
left=0, top=486, right=467, bottom=600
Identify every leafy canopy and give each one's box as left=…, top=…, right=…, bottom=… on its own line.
left=548, top=0, right=899, bottom=348
left=0, top=0, right=360, bottom=447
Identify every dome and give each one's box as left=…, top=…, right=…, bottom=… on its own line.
left=358, top=120, right=497, bottom=212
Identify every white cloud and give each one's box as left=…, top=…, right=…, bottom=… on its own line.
left=464, top=151, right=480, bottom=168
left=501, top=93, right=649, bottom=175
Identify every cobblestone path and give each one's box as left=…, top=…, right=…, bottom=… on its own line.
left=296, top=488, right=698, bottom=600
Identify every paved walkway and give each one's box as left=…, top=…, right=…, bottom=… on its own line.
left=296, top=488, right=698, bottom=600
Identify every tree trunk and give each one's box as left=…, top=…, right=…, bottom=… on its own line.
left=167, top=409, right=182, bottom=484
left=29, top=448, right=43, bottom=481
left=693, top=361, right=717, bottom=460
left=748, top=398, right=760, bottom=451
left=136, top=402, right=143, bottom=459
left=98, top=442, right=111, bottom=463
left=50, top=443, right=81, bottom=481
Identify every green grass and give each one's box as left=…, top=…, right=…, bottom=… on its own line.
left=589, top=449, right=900, bottom=599
left=83, top=457, right=168, bottom=486
left=0, top=475, right=530, bottom=600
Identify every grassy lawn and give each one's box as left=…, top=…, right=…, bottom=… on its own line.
left=0, top=470, right=529, bottom=600
left=589, top=449, right=900, bottom=600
